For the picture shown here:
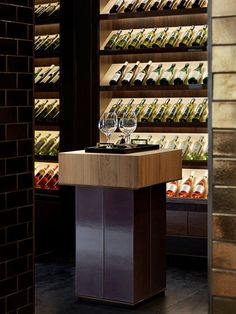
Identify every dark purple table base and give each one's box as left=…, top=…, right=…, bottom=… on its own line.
left=75, top=183, right=166, bottom=306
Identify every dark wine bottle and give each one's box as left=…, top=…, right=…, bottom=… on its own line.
left=109, top=61, right=128, bottom=85
left=133, top=60, right=152, bottom=85
left=110, top=0, right=125, bottom=13
left=136, top=0, right=151, bottom=11
left=124, top=0, right=139, bottom=12
left=163, top=0, right=175, bottom=10
left=121, top=61, right=140, bottom=85
left=150, top=0, right=162, bottom=10
left=104, top=30, right=122, bottom=50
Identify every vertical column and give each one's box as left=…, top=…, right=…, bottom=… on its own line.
left=0, top=1, right=34, bottom=313
left=211, top=1, right=236, bottom=312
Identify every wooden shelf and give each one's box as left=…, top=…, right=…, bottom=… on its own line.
left=182, top=160, right=207, bottom=169
left=136, top=122, right=207, bottom=133
left=100, top=84, right=207, bottom=92
left=35, top=123, right=59, bottom=131
left=100, top=8, right=207, bottom=20
left=35, top=51, right=60, bottom=59
left=35, top=155, right=58, bottom=162
left=35, top=82, right=60, bottom=92
left=100, top=46, right=207, bottom=56
left=35, top=188, right=59, bottom=197
left=167, top=197, right=207, bottom=206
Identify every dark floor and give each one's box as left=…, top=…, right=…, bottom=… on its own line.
left=35, top=255, right=208, bottom=314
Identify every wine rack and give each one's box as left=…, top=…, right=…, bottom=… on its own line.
left=98, top=0, right=208, bottom=257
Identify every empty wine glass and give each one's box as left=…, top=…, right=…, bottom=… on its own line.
left=98, top=112, right=118, bottom=148
left=118, top=112, right=137, bottom=145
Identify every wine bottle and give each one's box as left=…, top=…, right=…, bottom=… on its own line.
left=153, top=98, right=170, bottom=122
left=187, top=136, right=204, bottom=160
left=136, top=0, right=151, bottom=11
left=165, top=26, right=182, bottom=47
left=121, top=61, right=140, bottom=85
left=34, top=132, right=42, bottom=145
left=188, top=62, right=204, bottom=84
left=200, top=143, right=208, bottom=160
left=192, top=25, right=207, bottom=46
left=173, top=63, right=190, bottom=85
left=39, top=34, right=58, bottom=53
left=35, top=133, right=51, bottom=155
left=48, top=70, right=60, bottom=84
left=201, top=106, right=208, bottom=122
left=45, top=167, right=59, bottom=189
left=35, top=65, right=55, bottom=84
left=192, top=0, right=206, bottom=8
left=118, top=98, right=134, bottom=119
left=177, top=0, right=190, bottom=9
left=104, top=30, right=122, bottom=50
left=166, top=98, right=182, bottom=122
left=40, top=66, right=60, bottom=84
left=159, top=63, right=176, bottom=85
left=202, top=72, right=208, bottom=84
left=156, top=135, right=166, bottom=148
left=39, top=165, right=59, bottom=189
left=146, top=64, right=163, bottom=85
left=166, top=135, right=179, bottom=149
left=133, top=60, right=152, bottom=85
left=131, top=98, right=146, bottom=121
left=37, top=3, right=51, bottom=17
left=36, top=100, right=57, bottom=121
left=128, top=28, right=145, bottom=49
left=34, top=165, right=50, bottom=187
left=179, top=136, right=192, bottom=159
left=108, top=99, right=123, bottom=114
left=110, top=0, right=125, bottom=13
left=163, top=0, right=176, bottom=10
left=48, top=140, right=60, bottom=156
left=48, top=3, right=60, bottom=16
left=179, top=98, right=195, bottom=122
left=141, top=98, right=158, bottom=122
left=124, top=0, right=139, bottom=12
left=44, top=102, right=59, bottom=121
left=35, top=67, right=43, bottom=79
left=140, top=27, right=157, bottom=48
left=152, top=27, right=169, bottom=48
left=178, top=172, right=194, bottom=198
left=166, top=180, right=179, bottom=197
left=35, top=100, right=49, bottom=118
left=192, top=171, right=208, bottom=198
left=179, top=26, right=195, bottom=47
left=191, top=98, right=207, bottom=122
left=150, top=0, right=162, bottom=10
left=39, top=135, right=59, bottom=156
left=109, top=61, right=128, bottom=85
left=115, top=29, right=133, bottom=49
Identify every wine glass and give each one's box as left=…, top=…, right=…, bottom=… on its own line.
left=98, top=112, right=118, bottom=148
left=118, top=112, right=137, bottom=145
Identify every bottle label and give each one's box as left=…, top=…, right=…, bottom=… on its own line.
left=148, top=71, right=159, bottom=82
left=111, top=72, right=121, bottom=82
left=176, top=71, right=187, bottom=82
left=194, top=185, right=205, bottom=194
left=167, top=183, right=178, bottom=192
left=192, top=143, right=201, bottom=154
left=123, top=72, right=133, bottom=82
left=162, top=71, right=173, bottom=82
left=180, top=184, right=191, bottom=193
left=135, top=72, right=145, bottom=82
left=190, top=70, right=202, bottom=82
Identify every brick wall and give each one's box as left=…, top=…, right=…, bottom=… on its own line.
left=211, top=0, right=236, bottom=312
left=0, top=1, right=34, bottom=314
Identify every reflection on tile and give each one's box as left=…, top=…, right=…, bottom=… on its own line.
left=212, top=270, right=236, bottom=298
left=213, top=296, right=236, bottom=314
left=213, top=241, right=236, bottom=270
left=212, top=46, right=236, bottom=72
left=212, top=1, right=236, bottom=17
left=213, top=74, right=236, bottom=100
left=213, top=130, right=236, bottom=157
left=213, top=186, right=236, bottom=214
left=213, top=214, right=236, bottom=241
left=213, top=159, right=236, bottom=186
left=212, top=102, right=236, bottom=129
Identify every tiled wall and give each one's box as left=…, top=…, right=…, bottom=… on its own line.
left=0, top=1, right=34, bottom=313
left=211, top=0, right=236, bottom=312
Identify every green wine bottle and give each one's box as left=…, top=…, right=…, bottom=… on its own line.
left=179, top=98, right=195, bottom=122
left=166, top=98, right=182, bottom=122
left=179, top=26, right=195, bottom=47
left=146, top=64, right=163, bottom=85
left=165, top=26, right=182, bottom=48
left=159, top=63, right=176, bottom=85
left=108, top=99, right=123, bottom=114
left=115, top=29, right=133, bottom=49
left=35, top=133, right=51, bottom=155
left=191, top=98, right=207, bottom=122
left=152, top=27, right=169, bottom=48
left=188, top=62, right=204, bottom=84
left=192, top=25, right=207, bottom=46
left=140, top=28, right=157, bottom=48
left=104, top=30, right=122, bottom=50
left=128, top=28, right=145, bottom=49
left=153, top=98, right=170, bottom=122
left=131, top=98, right=146, bottom=121
left=173, top=63, right=190, bottom=85
left=141, top=98, right=158, bottom=122
left=39, top=134, right=59, bottom=156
